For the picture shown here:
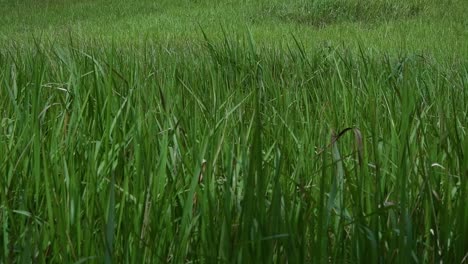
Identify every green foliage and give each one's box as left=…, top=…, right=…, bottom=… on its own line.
left=261, top=0, right=423, bottom=27
left=0, top=0, right=467, bottom=262
left=0, top=34, right=466, bottom=262
left=0, top=0, right=467, bottom=59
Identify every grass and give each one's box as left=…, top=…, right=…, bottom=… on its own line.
left=1, top=0, right=468, bottom=59
left=0, top=0, right=467, bottom=263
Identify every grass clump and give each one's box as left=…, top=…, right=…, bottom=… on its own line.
left=0, top=35, right=467, bottom=263
left=262, top=0, right=424, bottom=27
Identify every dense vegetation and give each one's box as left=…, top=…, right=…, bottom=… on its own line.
left=0, top=0, right=467, bottom=263
left=1, top=0, right=468, bottom=58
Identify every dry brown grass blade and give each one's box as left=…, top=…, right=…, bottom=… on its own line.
left=193, top=159, right=207, bottom=213
left=353, top=128, right=363, bottom=166
left=317, top=127, right=364, bottom=167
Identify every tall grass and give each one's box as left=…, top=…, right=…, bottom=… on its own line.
left=0, top=36, right=467, bottom=263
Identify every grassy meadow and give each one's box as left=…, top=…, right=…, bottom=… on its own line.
left=0, top=0, right=467, bottom=263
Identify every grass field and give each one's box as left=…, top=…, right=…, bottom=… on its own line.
left=1, top=0, right=467, bottom=263
left=2, top=0, right=468, bottom=59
